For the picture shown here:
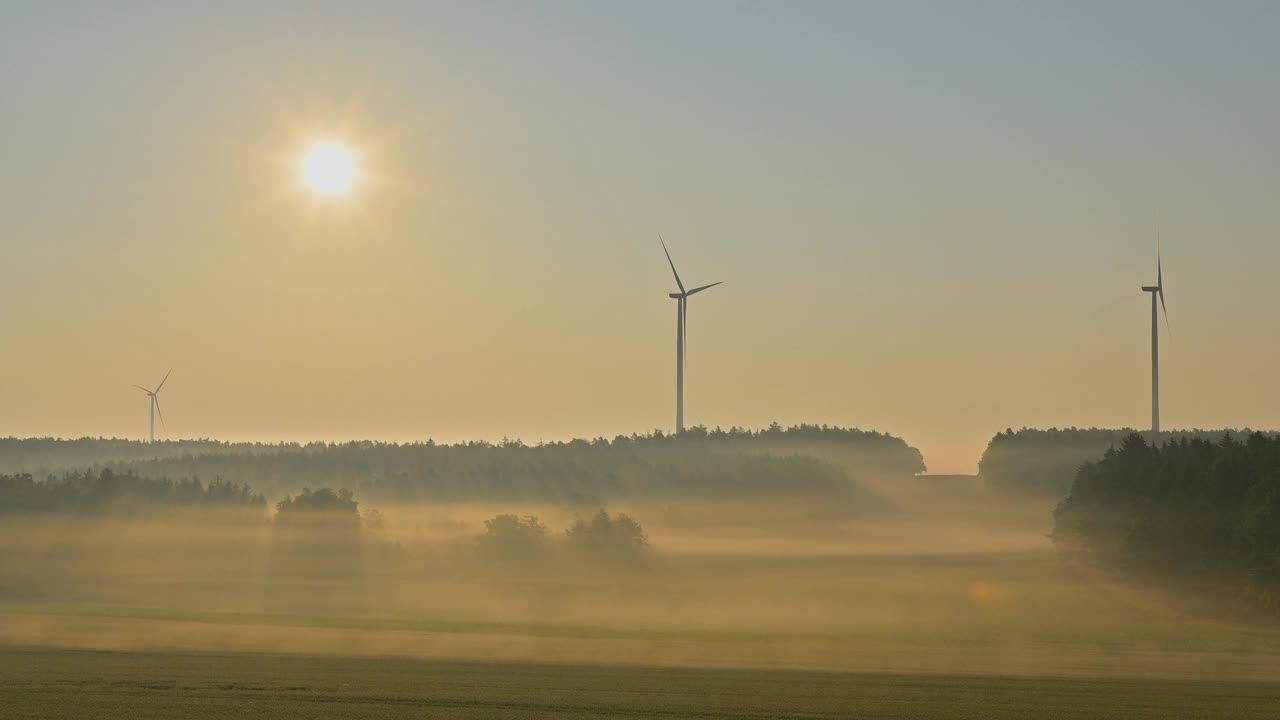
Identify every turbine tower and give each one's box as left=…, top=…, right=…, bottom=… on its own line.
left=660, top=236, right=721, bottom=435
left=133, top=369, right=172, bottom=443
left=1140, top=252, right=1169, bottom=432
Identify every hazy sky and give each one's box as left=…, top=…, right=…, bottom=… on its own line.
left=2, top=1, right=1278, bottom=473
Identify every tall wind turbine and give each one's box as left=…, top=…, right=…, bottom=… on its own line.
left=133, top=369, right=172, bottom=443
left=660, top=236, right=721, bottom=435
left=1140, top=251, right=1169, bottom=432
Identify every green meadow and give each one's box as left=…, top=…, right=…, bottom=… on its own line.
left=6, top=647, right=1280, bottom=720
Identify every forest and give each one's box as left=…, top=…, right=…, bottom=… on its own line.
left=0, top=424, right=924, bottom=503
left=978, top=427, right=1276, bottom=497
left=0, top=469, right=264, bottom=514
left=1053, top=432, right=1280, bottom=606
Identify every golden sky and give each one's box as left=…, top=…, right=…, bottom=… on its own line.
left=2, top=3, right=1278, bottom=473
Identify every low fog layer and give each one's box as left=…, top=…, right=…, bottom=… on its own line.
left=3, top=431, right=1280, bottom=680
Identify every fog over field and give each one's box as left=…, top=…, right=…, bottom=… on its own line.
left=4, top=432, right=1279, bottom=683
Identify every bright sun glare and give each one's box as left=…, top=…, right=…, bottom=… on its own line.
left=300, top=142, right=357, bottom=197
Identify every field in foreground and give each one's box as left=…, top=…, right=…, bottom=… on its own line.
left=7, top=475, right=1280, bottom=717
left=5, top=647, right=1280, bottom=720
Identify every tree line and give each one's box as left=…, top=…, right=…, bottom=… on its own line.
left=978, top=427, right=1276, bottom=496
left=0, top=425, right=924, bottom=503
left=0, top=469, right=264, bottom=514
left=1053, top=433, right=1280, bottom=605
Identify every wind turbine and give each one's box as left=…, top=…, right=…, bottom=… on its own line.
left=1140, top=250, right=1169, bottom=432
left=660, top=236, right=721, bottom=435
left=133, top=369, right=172, bottom=443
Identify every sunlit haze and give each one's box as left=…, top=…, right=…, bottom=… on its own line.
left=2, top=2, right=1279, bottom=473
left=6, top=5, right=1280, bottom=718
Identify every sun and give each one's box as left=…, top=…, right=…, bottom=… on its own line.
left=299, top=142, right=357, bottom=197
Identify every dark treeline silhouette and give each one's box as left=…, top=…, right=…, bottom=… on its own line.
left=275, top=486, right=360, bottom=516
left=0, top=469, right=265, bottom=514
left=1053, top=433, right=1280, bottom=608
left=565, top=509, right=648, bottom=558
left=979, top=427, right=1278, bottom=497
left=477, top=510, right=649, bottom=570
left=0, top=437, right=268, bottom=476
left=0, top=425, right=924, bottom=503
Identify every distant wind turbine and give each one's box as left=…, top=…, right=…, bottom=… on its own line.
left=1140, top=249, right=1169, bottom=432
left=133, top=369, right=172, bottom=443
left=660, top=235, right=722, bottom=435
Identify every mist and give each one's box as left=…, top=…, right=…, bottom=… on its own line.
left=4, top=433, right=1277, bottom=682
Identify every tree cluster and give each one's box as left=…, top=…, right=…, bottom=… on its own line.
left=267, top=487, right=365, bottom=614
left=478, top=510, right=649, bottom=568
left=979, top=427, right=1274, bottom=497
left=1053, top=433, right=1280, bottom=597
left=0, top=469, right=264, bottom=514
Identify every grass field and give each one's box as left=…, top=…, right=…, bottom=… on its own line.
left=6, top=482, right=1280, bottom=717
left=7, top=546, right=1280, bottom=681
left=5, top=647, right=1280, bottom=719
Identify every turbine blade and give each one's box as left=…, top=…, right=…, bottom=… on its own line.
left=1157, top=248, right=1170, bottom=340
left=684, top=281, right=722, bottom=297
left=133, top=385, right=152, bottom=394
left=155, top=368, right=173, bottom=393
left=1157, top=248, right=1163, bottom=293
left=659, top=234, right=685, bottom=293
left=153, top=396, right=166, bottom=434
left=1159, top=289, right=1170, bottom=341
